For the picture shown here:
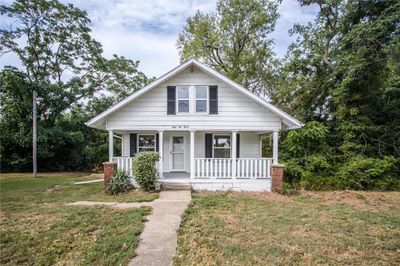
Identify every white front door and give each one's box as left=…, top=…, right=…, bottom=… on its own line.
left=170, top=135, right=185, bottom=171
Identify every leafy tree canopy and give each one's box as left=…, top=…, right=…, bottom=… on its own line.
left=0, top=0, right=151, bottom=171
left=177, top=0, right=280, bottom=96
left=276, top=0, right=400, bottom=190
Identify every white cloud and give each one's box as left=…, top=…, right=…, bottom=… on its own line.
left=59, top=0, right=216, bottom=77
left=92, top=28, right=179, bottom=78
left=0, top=0, right=317, bottom=77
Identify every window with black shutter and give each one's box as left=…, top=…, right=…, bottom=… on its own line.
left=209, top=85, right=218, bottom=114
left=167, top=86, right=176, bottom=115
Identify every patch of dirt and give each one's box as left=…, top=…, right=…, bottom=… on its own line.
left=194, top=191, right=293, bottom=202
left=89, top=229, right=102, bottom=241
left=299, top=190, right=400, bottom=211
left=45, top=184, right=63, bottom=193
left=229, top=191, right=294, bottom=202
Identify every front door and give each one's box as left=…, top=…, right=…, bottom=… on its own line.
left=170, top=135, right=185, bottom=171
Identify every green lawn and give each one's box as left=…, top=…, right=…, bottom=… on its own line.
left=175, top=191, right=400, bottom=266
left=0, top=172, right=158, bottom=265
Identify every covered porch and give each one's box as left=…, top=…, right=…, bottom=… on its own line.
left=108, top=129, right=280, bottom=190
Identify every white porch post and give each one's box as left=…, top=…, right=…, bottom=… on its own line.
left=190, top=130, right=195, bottom=179
left=273, top=130, right=279, bottom=164
left=108, top=130, right=114, bottom=162
left=158, top=131, right=164, bottom=178
left=231, top=131, right=237, bottom=179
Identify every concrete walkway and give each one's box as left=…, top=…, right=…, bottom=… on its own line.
left=67, top=190, right=191, bottom=266
left=129, top=190, right=191, bottom=266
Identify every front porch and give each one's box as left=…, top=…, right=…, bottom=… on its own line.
left=108, top=129, right=281, bottom=191
left=111, top=158, right=274, bottom=191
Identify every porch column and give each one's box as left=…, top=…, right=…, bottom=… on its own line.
left=190, top=130, right=195, bottom=179
left=158, top=130, right=164, bottom=178
left=231, top=130, right=237, bottom=179
left=108, top=130, right=113, bottom=162
left=273, top=130, right=279, bottom=164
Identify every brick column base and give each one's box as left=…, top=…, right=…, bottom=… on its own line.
left=103, top=162, right=117, bottom=189
left=271, top=164, right=284, bottom=192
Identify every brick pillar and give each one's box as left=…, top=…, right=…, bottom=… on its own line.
left=271, top=164, right=284, bottom=192
left=103, top=162, right=117, bottom=189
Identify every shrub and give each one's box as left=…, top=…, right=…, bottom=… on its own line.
left=107, top=169, right=133, bottom=194
left=133, top=151, right=160, bottom=191
left=285, top=155, right=336, bottom=190
left=335, top=156, right=400, bottom=190
left=283, top=121, right=329, bottom=158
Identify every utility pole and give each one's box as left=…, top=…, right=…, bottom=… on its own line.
left=33, top=89, right=37, bottom=177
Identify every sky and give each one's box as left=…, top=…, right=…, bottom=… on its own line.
left=0, top=0, right=317, bottom=78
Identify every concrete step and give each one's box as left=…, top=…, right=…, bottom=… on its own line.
left=159, top=182, right=191, bottom=190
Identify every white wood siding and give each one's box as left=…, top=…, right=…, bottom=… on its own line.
left=106, top=66, right=281, bottom=131
left=239, top=132, right=261, bottom=158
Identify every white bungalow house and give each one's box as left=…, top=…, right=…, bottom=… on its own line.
left=86, top=59, right=302, bottom=191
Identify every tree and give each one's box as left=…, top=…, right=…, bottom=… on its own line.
left=273, top=0, right=343, bottom=121
left=177, top=0, right=280, bottom=96
left=0, top=0, right=151, bottom=172
left=0, top=67, right=33, bottom=171
left=332, top=0, right=400, bottom=157
left=275, top=0, right=400, bottom=190
left=276, top=0, right=400, bottom=157
left=0, top=0, right=102, bottom=175
left=0, top=0, right=151, bottom=106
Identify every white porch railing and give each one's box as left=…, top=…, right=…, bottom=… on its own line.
left=113, top=157, right=134, bottom=176
left=194, top=158, right=272, bottom=179
left=236, top=158, right=271, bottom=178
left=195, top=158, right=233, bottom=178
left=114, top=157, right=272, bottom=179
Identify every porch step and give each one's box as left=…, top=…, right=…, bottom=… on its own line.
left=158, top=182, right=191, bottom=190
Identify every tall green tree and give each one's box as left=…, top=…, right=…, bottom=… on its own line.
left=273, top=0, right=343, bottom=121
left=0, top=0, right=150, bottom=172
left=177, top=0, right=280, bottom=96
left=275, top=0, right=400, bottom=190
left=276, top=0, right=399, bottom=157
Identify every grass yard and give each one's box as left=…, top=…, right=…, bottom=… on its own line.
left=175, top=191, right=400, bottom=266
left=0, top=172, right=158, bottom=265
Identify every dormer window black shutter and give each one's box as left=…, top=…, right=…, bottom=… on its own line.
left=205, top=133, right=213, bottom=158
left=130, top=133, right=137, bottom=157
left=167, top=86, right=176, bottom=115
left=209, top=85, right=218, bottom=114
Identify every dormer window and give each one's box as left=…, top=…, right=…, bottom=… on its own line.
left=177, top=86, right=189, bottom=113
left=168, top=85, right=217, bottom=115
left=195, top=86, right=207, bottom=112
